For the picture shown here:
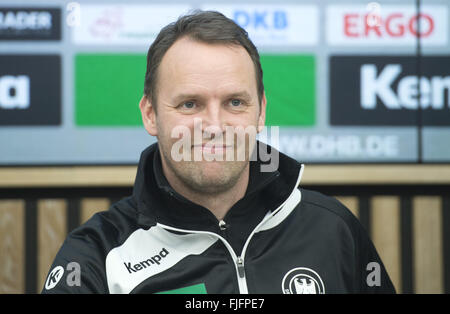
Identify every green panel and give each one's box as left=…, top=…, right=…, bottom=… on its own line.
left=260, top=54, right=316, bottom=126
left=75, top=54, right=146, bottom=126
left=156, top=283, right=207, bottom=294
left=75, top=53, right=315, bottom=127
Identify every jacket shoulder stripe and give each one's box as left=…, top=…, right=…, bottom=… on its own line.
left=105, top=225, right=217, bottom=294
left=256, top=164, right=304, bottom=232
left=257, top=188, right=301, bottom=232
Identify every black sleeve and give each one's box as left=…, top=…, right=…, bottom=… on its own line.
left=41, top=227, right=109, bottom=294
left=355, top=225, right=397, bottom=294
left=328, top=196, right=397, bottom=294
left=302, top=190, right=397, bottom=294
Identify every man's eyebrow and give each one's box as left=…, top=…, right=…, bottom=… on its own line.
left=172, top=91, right=253, bottom=103
left=227, top=91, right=252, bottom=100
left=172, top=93, right=203, bottom=104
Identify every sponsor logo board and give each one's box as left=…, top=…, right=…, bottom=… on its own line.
left=201, top=4, right=318, bottom=46
left=0, top=55, right=61, bottom=126
left=0, top=7, right=61, bottom=40
left=327, top=5, right=447, bottom=46
left=71, top=4, right=190, bottom=45
left=330, top=56, right=450, bottom=126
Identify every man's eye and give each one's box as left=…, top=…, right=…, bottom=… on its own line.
left=230, top=99, right=242, bottom=107
left=181, top=101, right=195, bottom=109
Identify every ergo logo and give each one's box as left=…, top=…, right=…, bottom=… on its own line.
left=344, top=12, right=434, bottom=38
left=327, top=5, right=447, bottom=45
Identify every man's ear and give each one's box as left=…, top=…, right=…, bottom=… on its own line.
left=257, top=92, right=267, bottom=133
left=139, top=95, right=158, bottom=136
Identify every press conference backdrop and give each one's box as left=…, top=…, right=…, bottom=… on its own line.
left=1, top=0, right=450, bottom=295
left=0, top=0, right=449, bottom=164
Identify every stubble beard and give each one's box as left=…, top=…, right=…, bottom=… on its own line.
left=159, top=141, right=250, bottom=195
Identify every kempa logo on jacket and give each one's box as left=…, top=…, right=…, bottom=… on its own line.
left=45, top=266, right=64, bottom=290
left=124, top=248, right=169, bottom=274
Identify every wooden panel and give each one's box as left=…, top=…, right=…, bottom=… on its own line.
left=370, top=196, right=401, bottom=293
left=37, top=199, right=67, bottom=292
left=413, top=196, right=443, bottom=293
left=302, top=165, right=450, bottom=185
left=1, top=165, right=450, bottom=187
left=335, top=196, right=359, bottom=218
left=81, top=198, right=110, bottom=224
left=0, top=166, right=137, bottom=187
left=0, top=200, right=25, bottom=293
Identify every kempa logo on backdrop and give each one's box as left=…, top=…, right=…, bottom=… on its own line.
left=0, top=75, right=30, bottom=109
left=0, top=8, right=61, bottom=40
left=0, top=55, right=61, bottom=126
left=327, top=4, right=448, bottom=45
left=330, top=56, right=450, bottom=126
left=361, top=64, right=450, bottom=110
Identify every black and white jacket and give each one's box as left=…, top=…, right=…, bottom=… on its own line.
left=42, top=143, right=395, bottom=294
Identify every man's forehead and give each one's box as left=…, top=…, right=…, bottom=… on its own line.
left=160, top=36, right=253, bottom=73
left=157, top=36, right=257, bottom=95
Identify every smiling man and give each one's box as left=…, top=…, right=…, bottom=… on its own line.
left=140, top=33, right=266, bottom=220
left=42, top=10, right=395, bottom=294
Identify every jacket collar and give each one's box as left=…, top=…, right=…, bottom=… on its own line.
left=133, top=141, right=302, bottom=230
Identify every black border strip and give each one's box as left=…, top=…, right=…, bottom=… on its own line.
left=109, top=197, right=123, bottom=206
left=25, top=199, right=37, bottom=294
left=416, top=0, right=423, bottom=163
left=401, top=196, right=414, bottom=294
left=358, top=196, right=371, bottom=236
left=67, top=198, right=81, bottom=233
left=443, top=196, right=450, bottom=294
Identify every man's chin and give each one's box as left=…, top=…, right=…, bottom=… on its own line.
left=177, top=160, right=247, bottom=194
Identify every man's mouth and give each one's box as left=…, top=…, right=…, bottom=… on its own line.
left=192, top=143, right=233, bottom=154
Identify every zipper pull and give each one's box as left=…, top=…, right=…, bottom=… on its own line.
left=236, top=256, right=245, bottom=278
left=219, top=220, right=228, bottom=231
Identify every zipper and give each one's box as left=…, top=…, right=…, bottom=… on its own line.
left=158, top=222, right=250, bottom=293
left=218, top=219, right=228, bottom=231
left=157, top=185, right=296, bottom=295
left=217, top=219, right=248, bottom=293
left=226, top=164, right=304, bottom=293
left=236, top=256, right=245, bottom=278
left=157, top=165, right=304, bottom=294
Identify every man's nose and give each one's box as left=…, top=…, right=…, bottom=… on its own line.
left=201, top=102, right=226, bottom=136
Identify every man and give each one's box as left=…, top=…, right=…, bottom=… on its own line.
left=42, top=11, right=395, bottom=294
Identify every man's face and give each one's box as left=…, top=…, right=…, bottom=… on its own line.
left=140, top=36, right=266, bottom=194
